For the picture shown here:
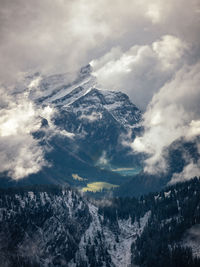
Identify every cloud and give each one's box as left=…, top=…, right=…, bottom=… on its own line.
left=91, top=35, right=188, bottom=109
left=152, top=35, right=188, bottom=69
left=0, top=0, right=108, bottom=84
left=131, top=63, right=200, bottom=176
left=1, top=0, right=199, bottom=85
left=0, top=83, right=57, bottom=179
left=146, top=2, right=162, bottom=24
left=79, top=111, right=102, bottom=122
left=96, top=151, right=110, bottom=167
left=169, top=160, right=200, bottom=184
left=0, top=89, right=46, bottom=179
left=0, top=135, right=46, bottom=180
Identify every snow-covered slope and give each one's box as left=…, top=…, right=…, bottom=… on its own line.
left=29, top=64, right=141, bottom=129
left=0, top=185, right=150, bottom=267
left=1, top=179, right=200, bottom=266
left=70, top=204, right=150, bottom=267
left=64, top=88, right=141, bottom=128
left=29, top=65, right=95, bottom=104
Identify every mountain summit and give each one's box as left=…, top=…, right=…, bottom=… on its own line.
left=0, top=66, right=143, bottom=193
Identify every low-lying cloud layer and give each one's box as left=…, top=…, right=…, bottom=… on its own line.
left=132, top=63, right=200, bottom=175
left=0, top=0, right=200, bottom=180
left=0, top=86, right=49, bottom=179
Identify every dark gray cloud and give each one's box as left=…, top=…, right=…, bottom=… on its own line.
left=1, top=0, right=199, bottom=85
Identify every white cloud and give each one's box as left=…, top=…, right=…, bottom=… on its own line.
left=152, top=35, right=188, bottom=70
left=59, top=130, right=75, bottom=139
left=170, top=160, right=200, bottom=184
left=0, top=101, right=39, bottom=137
left=0, top=135, right=46, bottom=180
left=92, top=35, right=188, bottom=109
left=187, top=120, right=200, bottom=138
left=131, top=63, right=200, bottom=176
left=146, top=3, right=162, bottom=24
left=97, top=151, right=109, bottom=167
left=0, top=85, right=54, bottom=179
left=79, top=112, right=102, bottom=122
left=28, top=76, right=42, bottom=90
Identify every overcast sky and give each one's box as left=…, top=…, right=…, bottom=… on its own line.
left=0, top=0, right=200, bottom=180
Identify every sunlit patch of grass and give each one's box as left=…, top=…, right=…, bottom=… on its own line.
left=82, top=182, right=119, bottom=192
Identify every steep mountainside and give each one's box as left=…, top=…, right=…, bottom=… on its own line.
left=1, top=178, right=200, bottom=266
left=0, top=65, right=143, bottom=193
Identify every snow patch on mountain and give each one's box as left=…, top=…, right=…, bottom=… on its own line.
left=70, top=201, right=150, bottom=267
left=106, top=211, right=151, bottom=267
